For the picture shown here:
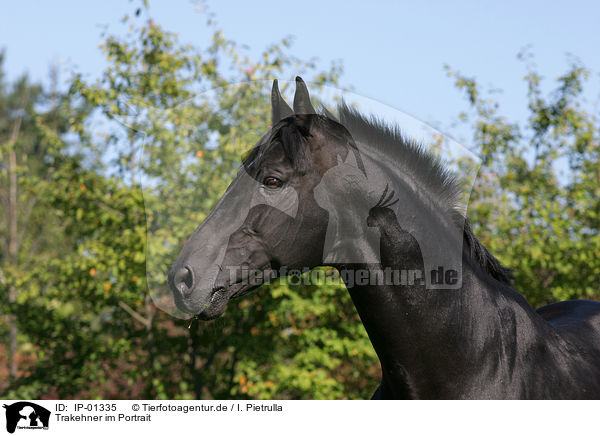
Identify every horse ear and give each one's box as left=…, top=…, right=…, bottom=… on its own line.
left=271, top=79, right=293, bottom=125
left=293, top=77, right=316, bottom=135
left=293, top=76, right=316, bottom=115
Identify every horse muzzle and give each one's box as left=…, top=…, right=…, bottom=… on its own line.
left=168, top=262, right=222, bottom=319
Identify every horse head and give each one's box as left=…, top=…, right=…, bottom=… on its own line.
left=168, top=77, right=360, bottom=319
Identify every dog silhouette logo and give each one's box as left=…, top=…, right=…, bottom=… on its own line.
left=2, top=402, right=50, bottom=433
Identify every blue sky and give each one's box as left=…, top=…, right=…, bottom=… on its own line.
left=1, top=0, right=599, bottom=141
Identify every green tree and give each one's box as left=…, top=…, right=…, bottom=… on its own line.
left=447, top=52, right=600, bottom=307
left=0, top=52, right=89, bottom=392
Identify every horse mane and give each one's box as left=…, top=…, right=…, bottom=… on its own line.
left=335, top=103, right=513, bottom=285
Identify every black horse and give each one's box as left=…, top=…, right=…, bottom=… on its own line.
left=169, top=77, right=600, bottom=399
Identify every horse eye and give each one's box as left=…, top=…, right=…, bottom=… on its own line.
left=263, top=176, right=283, bottom=189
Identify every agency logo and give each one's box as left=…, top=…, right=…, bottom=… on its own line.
left=2, top=402, right=50, bottom=434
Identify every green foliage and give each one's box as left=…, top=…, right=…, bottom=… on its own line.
left=446, top=50, right=600, bottom=306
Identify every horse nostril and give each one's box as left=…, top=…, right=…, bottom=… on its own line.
left=183, top=266, right=194, bottom=288
left=174, top=266, right=195, bottom=296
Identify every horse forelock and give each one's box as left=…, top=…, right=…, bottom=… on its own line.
left=243, top=117, right=312, bottom=176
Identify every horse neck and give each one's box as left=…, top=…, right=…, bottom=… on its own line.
left=332, top=147, right=549, bottom=398
left=336, top=256, right=552, bottom=398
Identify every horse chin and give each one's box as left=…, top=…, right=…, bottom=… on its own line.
left=194, top=305, right=227, bottom=321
